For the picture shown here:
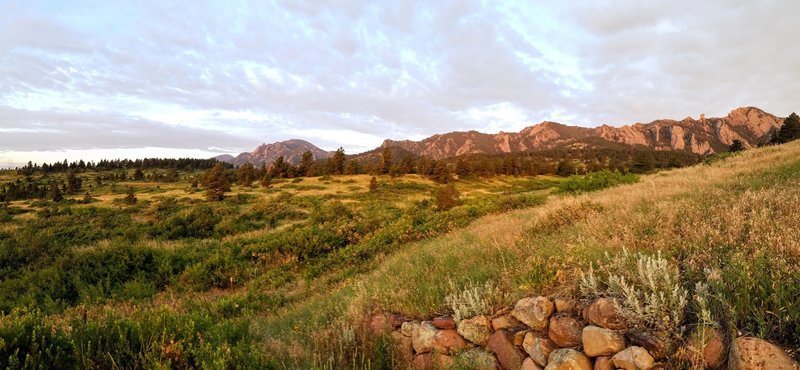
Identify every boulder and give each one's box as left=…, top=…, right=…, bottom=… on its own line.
left=611, top=346, right=654, bottom=370
left=728, top=337, right=800, bottom=370
left=458, top=315, right=493, bottom=346
left=548, top=316, right=583, bottom=348
left=433, top=329, right=468, bottom=354
left=701, top=331, right=725, bottom=369
left=391, top=331, right=414, bottom=363
left=522, top=357, right=544, bottom=370
left=487, top=330, right=526, bottom=370
left=554, top=298, right=576, bottom=314
left=433, top=315, right=457, bottom=330
left=626, top=331, right=670, bottom=359
left=511, top=328, right=529, bottom=347
left=456, top=348, right=500, bottom=370
left=513, top=296, right=554, bottom=332
left=582, top=325, right=626, bottom=357
left=544, top=349, right=592, bottom=370
left=413, top=353, right=455, bottom=370
left=411, top=321, right=437, bottom=354
left=523, top=333, right=557, bottom=367
left=584, top=298, right=627, bottom=330
left=593, top=355, right=613, bottom=370
left=401, top=321, right=418, bottom=337
left=492, top=315, right=523, bottom=331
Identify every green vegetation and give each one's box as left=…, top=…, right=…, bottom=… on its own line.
left=2, top=141, right=799, bottom=368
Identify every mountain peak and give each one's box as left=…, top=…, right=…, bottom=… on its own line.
left=217, top=139, right=331, bottom=166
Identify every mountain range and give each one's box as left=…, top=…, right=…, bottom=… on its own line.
left=215, top=107, right=785, bottom=165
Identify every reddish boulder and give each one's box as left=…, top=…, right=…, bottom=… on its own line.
left=433, top=315, right=457, bottom=330
left=433, top=329, right=468, bottom=354
left=548, top=315, right=583, bottom=348
left=584, top=298, right=627, bottom=330
left=487, top=330, right=526, bottom=370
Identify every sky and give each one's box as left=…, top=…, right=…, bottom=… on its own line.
left=1, top=0, right=799, bottom=166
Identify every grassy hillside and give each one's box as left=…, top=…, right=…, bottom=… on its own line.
left=1, top=141, right=799, bottom=368
left=261, top=141, right=800, bottom=367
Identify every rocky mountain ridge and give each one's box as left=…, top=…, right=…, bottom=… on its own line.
left=217, top=107, right=785, bottom=166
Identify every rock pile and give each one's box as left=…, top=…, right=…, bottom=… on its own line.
left=373, top=295, right=800, bottom=369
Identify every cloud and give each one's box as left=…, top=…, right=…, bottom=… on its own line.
left=0, top=0, right=798, bottom=164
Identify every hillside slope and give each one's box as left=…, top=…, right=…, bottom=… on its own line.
left=263, top=140, right=800, bottom=367
left=382, top=107, right=783, bottom=158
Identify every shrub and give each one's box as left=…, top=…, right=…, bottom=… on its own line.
left=444, top=280, right=503, bottom=321
left=558, top=170, right=639, bottom=194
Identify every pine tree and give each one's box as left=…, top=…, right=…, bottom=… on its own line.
left=299, top=151, right=315, bottom=177
left=133, top=168, right=145, bottom=181
left=50, top=181, right=62, bottom=202
left=269, top=156, right=289, bottom=178
left=124, top=187, right=137, bottom=204
left=729, top=139, right=745, bottom=152
left=260, top=173, right=272, bottom=188
left=381, top=146, right=394, bottom=175
left=773, top=112, right=800, bottom=144
left=203, top=163, right=231, bottom=201
left=237, top=162, right=257, bottom=186
left=329, top=148, right=346, bottom=175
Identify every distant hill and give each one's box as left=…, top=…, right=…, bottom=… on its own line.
left=215, top=140, right=331, bottom=167
left=380, top=107, right=784, bottom=159
left=217, top=107, right=785, bottom=166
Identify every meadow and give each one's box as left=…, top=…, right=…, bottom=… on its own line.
left=1, top=141, right=799, bottom=369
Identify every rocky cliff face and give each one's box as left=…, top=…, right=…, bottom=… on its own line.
left=382, top=107, right=783, bottom=159
left=215, top=139, right=330, bottom=167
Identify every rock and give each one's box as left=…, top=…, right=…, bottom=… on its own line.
left=456, top=348, right=500, bottom=370
left=545, top=348, right=592, bottom=370
left=412, top=321, right=437, bottom=354
left=522, top=357, right=544, bottom=370
left=433, top=315, right=456, bottom=330
left=492, top=315, right=523, bottom=331
left=729, top=337, right=800, bottom=370
left=626, top=331, right=670, bottom=359
left=401, top=321, right=418, bottom=337
left=390, top=313, right=409, bottom=328
left=611, top=346, right=654, bottom=370
left=413, top=353, right=455, bottom=370
left=487, top=330, right=526, bottom=370
left=554, top=298, right=576, bottom=314
left=458, top=315, right=493, bottom=346
left=433, top=329, right=467, bottom=354
left=701, top=331, right=725, bottom=369
left=584, top=298, right=627, bottom=330
left=582, top=325, right=626, bottom=357
left=548, top=316, right=583, bottom=348
left=392, top=331, right=414, bottom=363
left=513, top=296, right=554, bottom=332
left=369, top=314, right=391, bottom=334
left=593, top=355, right=613, bottom=370
left=511, top=328, right=528, bottom=347
left=523, top=333, right=557, bottom=367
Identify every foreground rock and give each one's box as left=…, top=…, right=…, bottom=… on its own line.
left=456, top=348, right=500, bottom=370
left=513, top=297, right=554, bottom=332
left=492, top=315, right=523, bottom=331
left=626, top=331, right=670, bottom=359
left=728, top=337, right=800, bottom=370
left=433, top=329, right=467, bottom=354
left=411, top=322, right=437, bottom=354
left=545, top=349, right=592, bottom=370
left=582, top=325, right=625, bottom=357
left=412, top=353, right=454, bottom=369
left=433, top=315, right=456, bottom=330
left=611, top=346, right=654, bottom=370
left=523, top=333, right=557, bottom=367
left=584, top=298, right=627, bottom=330
left=593, top=355, right=613, bottom=370
left=487, top=330, right=526, bottom=370
left=548, top=316, right=583, bottom=348
left=522, top=357, right=543, bottom=370
left=458, top=315, right=493, bottom=346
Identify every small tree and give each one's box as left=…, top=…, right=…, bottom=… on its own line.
left=729, top=139, right=745, bottom=152
left=50, top=181, right=63, bottom=202
left=236, top=162, right=257, bottom=187
left=435, top=184, right=460, bottom=211
left=133, top=168, right=145, bottom=181
left=260, top=173, right=272, bottom=188
left=124, top=187, right=137, bottom=204
left=369, top=176, right=378, bottom=192
left=82, top=191, right=93, bottom=204
left=203, top=163, right=231, bottom=201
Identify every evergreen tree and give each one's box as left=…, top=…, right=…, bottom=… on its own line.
left=124, top=187, right=137, bottom=204
left=381, top=146, right=394, bottom=175
left=298, top=151, right=315, bottom=177
left=49, top=181, right=62, bottom=202
left=729, top=139, right=745, bottom=152
left=133, top=168, right=145, bottom=181
left=203, top=163, right=231, bottom=201
left=772, top=112, right=800, bottom=144
left=236, top=162, right=257, bottom=186
left=329, top=148, right=346, bottom=175
left=260, top=173, right=272, bottom=188
left=269, top=156, right=289, bottom=178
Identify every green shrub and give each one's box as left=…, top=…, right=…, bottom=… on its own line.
left=558, top=170, right=639, bottom=194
